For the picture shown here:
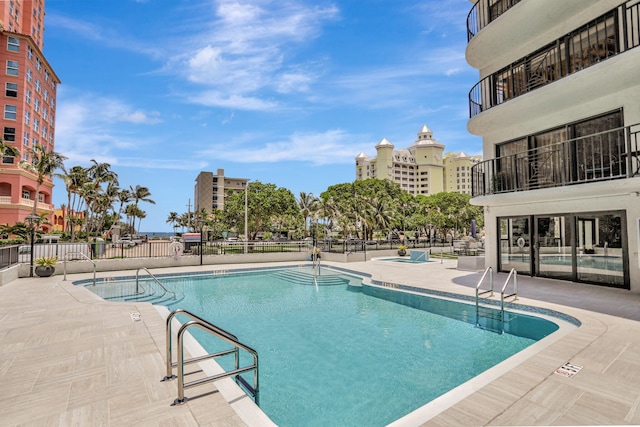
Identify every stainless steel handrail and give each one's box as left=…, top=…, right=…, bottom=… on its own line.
left=63, top=252, right=96, bottom=285
left=475, top=266, right=494, bottom=301
left=136, top=267, right=176, bottom=299
left=163, top=309, right=259, bottom=406
left=500, top=268, right=518, bottom=317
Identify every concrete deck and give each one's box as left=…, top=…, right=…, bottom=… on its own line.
left=1, top=259, right=640, bottom=426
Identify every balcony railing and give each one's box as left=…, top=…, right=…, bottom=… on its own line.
left=469, top=1, right=640, bottom=118
left=467, top=0, right=522, bottom=41
left=471, top=123, right=640, bottom=197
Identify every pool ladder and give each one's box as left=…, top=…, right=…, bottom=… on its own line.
left=162, top=309, right=260, bottom=406
left=475, top=267, right=518, bottom=332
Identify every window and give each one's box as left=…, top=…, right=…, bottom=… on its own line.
left=5, top=82, right=17, bottom=97
left=35, top=58, right=41, bottom=71
left=7, top=37, right=20, bottom=52
left=4, top=105, right=16, bottom=120
left=22, top=189, right=30, bottom=199
left=3, top=127, right=16, bottom=142
left=27, top=45, right=33, bottom=60
left=41, top=127, right=46, bottom=139
left=42, top=108, right=47, bottom=121
left=35, top=79, right=40, bottom=93
left=26, top=68, right=32, bottom=82
left=34, top=98, right=40, bottom=113
left=6, top=60, right=18, bottom=76
left=33, top=118, right=39, bottom=132
left=23, top=131, right=29, bottom=146
left=43, top=89, right=48, bottom=102
left=2, top=155, right=14, bottom=164
left=25, top=88, right=31, bottom=104
left=32, top=137, right=38, bottom=147
left=24, top=110, right=29, bottom=125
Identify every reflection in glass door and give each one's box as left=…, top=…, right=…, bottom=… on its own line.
left=576, top=213, right=625, bottom=287
left=499, top=217, right=531, bottom=275
left=535, top=216, right=573, bottom=280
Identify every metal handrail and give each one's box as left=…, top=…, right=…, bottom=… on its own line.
left=136, top=267, right=176, bottom=299
left=63, top=252, right=96, bottom=285
left=475, top=266, right=494, bottom=303
left=163, top=309, right=259, bottom=406
left=500, top=268, right=518, bottom=315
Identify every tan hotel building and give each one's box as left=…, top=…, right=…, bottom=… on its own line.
left=355, top=125, right=481, bottom=195
left=194, top=169, right=248, bottom=213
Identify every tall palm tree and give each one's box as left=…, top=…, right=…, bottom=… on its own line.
left=56, top=165, right=87, bottom=236
left=166, top=211, right=179, bottom=234
left=84, top=160, right=118, bottom=237
left=298, top=192, right=319, bottom=237
left=130, top=185, right=155, bottom=232
left=20, top=145, right=67, bottom=216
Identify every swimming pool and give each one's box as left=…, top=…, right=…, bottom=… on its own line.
left=81, top=267, right=568, bottom=426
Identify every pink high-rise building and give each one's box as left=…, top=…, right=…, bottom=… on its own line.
left=0, top=0, right=60, bottom=230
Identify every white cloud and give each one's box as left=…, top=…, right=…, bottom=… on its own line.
left=54, top=89, right=164, bottom=165
left=197, top=129, right=370, bottom=165
left=167, top=0, right=339, bottom=109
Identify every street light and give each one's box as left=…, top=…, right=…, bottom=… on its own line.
left=196, top=218, right=205, bottom=266
left=25, top=214, right=41, bottom=277
left=244, top=180, right=250, bottom=255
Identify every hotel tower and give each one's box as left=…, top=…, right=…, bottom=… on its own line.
left=0, top=0, right=60, bottom=229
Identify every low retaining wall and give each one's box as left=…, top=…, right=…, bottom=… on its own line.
left=18, top=252, right=310, bottom=278
left=457, top=255, right=486, bottom=271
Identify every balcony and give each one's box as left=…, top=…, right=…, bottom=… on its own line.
left=467, top=0, right=522, bottom=41
left=471, top=124, right=640, bottom=197
left=469, top=1, right=640, bottom=118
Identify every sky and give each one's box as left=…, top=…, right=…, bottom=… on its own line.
left=44, top=0, right=481, bottom=232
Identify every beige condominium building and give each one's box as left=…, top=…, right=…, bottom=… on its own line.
left=355, top=125, right=481, bottom=195
left=466, top=0, right=640, bottom=290
left=194, top=169, right=248, bottom=213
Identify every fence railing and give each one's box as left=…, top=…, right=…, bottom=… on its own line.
left=471, top=123, right=640, bottom=197
left=469, top=1, right=640, bottom=118
left=467, top=0, right=522, bottom=41
left=2, top=236, right=484, bottom=271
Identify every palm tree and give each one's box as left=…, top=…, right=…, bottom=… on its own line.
left=20, top=145, right=68, bottom=216
left=298, top=192, right=319, bottom=238
left=56, top=165, right=87, bottom=237
left=130, top=185, right=155, bottom=232
left=166, top=211, right=179, bottom=235
left=0, top=138, right=20, bottom=159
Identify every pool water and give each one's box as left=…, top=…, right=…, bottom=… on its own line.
left=147, top=267, right=560, bottom=427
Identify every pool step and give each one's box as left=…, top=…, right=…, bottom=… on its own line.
left=272, top=269, right=348, bottom=286
left=86, top=281, right=183, bottom=307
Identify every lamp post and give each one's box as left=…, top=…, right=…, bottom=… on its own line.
left=25, top=214, right=41, bottom=277
left=196, top=218, right=204, bottom=266
left=244, top=180, right=250, bottom=255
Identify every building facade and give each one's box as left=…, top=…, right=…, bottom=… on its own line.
left=194, top=169, right=248, bottom=213
left=355, top=125, right=481, bottom=195
left=466, top=0, right=640, bottom=290
left=0, top=0, right=60, bottom=229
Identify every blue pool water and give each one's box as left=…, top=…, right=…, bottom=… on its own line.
left=82, top=267, right=560, bottom=426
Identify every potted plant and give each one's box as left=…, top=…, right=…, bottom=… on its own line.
left=35, top=256, right=57, bottom=277
left=310, top=247, right=321, bottom=261
left=397, top=245, right=407, bottom=256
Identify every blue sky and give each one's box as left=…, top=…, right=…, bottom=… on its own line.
left=44, top=0, right=481, bottom=232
